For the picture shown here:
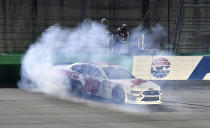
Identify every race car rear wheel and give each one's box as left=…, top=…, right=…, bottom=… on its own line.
left=70, top=79, right=82, bottom=95
left=112, top=87, right=125, bottom=104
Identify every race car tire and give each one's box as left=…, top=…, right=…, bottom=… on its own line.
left=70, top=79, right=82, bottom=95
left=112, top=87, right=125, bottom=104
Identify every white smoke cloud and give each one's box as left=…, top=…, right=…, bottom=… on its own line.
left=18, top=20, right=166, bottom=101
left=128, top=24, right=166, bottom=55
left=18, top=20, right=109, bottom=96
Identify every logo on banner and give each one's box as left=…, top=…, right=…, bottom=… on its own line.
left=151, top=58, right=170, bottom=78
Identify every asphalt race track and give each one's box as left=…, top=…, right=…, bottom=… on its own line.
left=0, top=81, right=210, bottom=128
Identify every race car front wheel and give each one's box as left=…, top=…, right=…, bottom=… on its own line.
left=112, top=87, right=125, bottom=104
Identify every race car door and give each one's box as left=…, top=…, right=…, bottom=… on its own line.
left=82, top=65, right=104, bottom=95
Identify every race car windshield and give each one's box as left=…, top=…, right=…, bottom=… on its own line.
left=103, top=67, right=135, bottom=79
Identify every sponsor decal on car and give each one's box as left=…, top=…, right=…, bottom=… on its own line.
left=131, top=79, right=146, bottom=88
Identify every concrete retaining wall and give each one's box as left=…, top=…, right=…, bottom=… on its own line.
left=1, top=55, right=210, bottom=88
left=0, top=64, right=20, bottom=87
left=132, top=56, right=210, bottom=80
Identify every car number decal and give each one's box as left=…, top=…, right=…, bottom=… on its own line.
left=83, top=79, right=101, bottom=93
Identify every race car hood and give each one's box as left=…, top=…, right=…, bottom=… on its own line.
left=109, top=79, right=160, bottom=91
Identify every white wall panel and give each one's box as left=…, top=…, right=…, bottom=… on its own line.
left=132, top=56, right=203, bottom=80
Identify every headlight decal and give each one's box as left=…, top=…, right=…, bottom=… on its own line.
left=130, top=90, right=142, bottom=94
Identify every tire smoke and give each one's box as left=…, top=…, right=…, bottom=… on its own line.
left=18, top=20, right=166, bottom=103
left=18, top=21, right=109, bottom=96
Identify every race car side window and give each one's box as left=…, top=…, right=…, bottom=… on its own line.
left=72, top=65, right=85, bottom=73
left=83, top=65, right=103, bottom=78
left=103, top=67, right=135, bottom=79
